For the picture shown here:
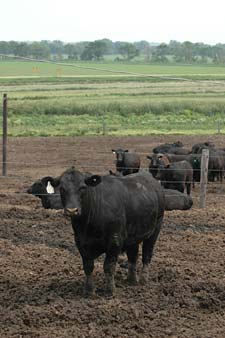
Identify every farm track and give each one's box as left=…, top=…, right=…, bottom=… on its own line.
left=0, top=135, right=225, bottom=338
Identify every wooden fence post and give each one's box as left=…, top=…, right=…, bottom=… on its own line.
left=2, top=93, right=7, bottom=176
left=199, top=149, right=209, bottom=208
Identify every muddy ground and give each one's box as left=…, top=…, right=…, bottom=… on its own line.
left=0, top=135, right=225, bottom=338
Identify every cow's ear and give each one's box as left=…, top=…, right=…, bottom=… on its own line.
left=124, top=149, right=129, bottom=152
left=42, top=176, right=60, bottom=188
left=112, top=149, right=116, bottom=154
left=85, top=175, right=102, bottom=187
left=146, top=155, right=152, bottom=160
left=41, top=176, right=54, bottom=186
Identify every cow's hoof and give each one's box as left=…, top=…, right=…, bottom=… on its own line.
left=127, top=275, right=138, bottom=285
left=105, top=288, right=116, bottom=298
left=120, top=261, right=128, bottom=269
left=84, top=282, right=95, bottom=297
left=139, top=273, right=149, bottom=285
left=84, top=288, right=95, bottom=297
left=127, top=279, right=138, bottom=286
left=105, top=282, right=116, bottom=297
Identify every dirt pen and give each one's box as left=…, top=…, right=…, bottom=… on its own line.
left=0, top=134, right=225, bottom=338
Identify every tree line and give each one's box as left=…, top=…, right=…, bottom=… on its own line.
left=1, top=39, right=225, bottom=63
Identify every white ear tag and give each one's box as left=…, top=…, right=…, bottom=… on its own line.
left=46, top=181, right=54, bottom=194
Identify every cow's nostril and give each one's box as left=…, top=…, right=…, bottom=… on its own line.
left=66, top=208, right=79, bottom=215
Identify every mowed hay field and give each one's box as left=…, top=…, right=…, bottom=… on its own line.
left=1, top=61, right=225, bottom=136
left=0, top=135, right=225, bottom=338
left=0, top=62, right=225, bottom=337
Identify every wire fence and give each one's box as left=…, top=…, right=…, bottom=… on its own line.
left=1, top=70, right=225, bottom=208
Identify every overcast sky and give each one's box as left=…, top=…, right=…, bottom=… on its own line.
left=1, top=0, right=224, bottom=45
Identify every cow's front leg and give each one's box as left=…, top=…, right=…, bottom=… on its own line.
left=104, top=253, right=118, bottom=296
left=82, top=257, right=95, bottom=296
left=104, top=234, right=122, bottom=295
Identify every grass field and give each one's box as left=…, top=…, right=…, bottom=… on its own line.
left=0, top=61, right=225, bottom=136
left=1, top=61, right=225, bottom=79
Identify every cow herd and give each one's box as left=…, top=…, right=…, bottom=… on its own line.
left=148, top=140, right=225, bottom=188
left=26, top=140, right=223, bottom=296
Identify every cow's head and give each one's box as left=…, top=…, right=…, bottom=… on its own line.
left=190, top=154, right=201, bottom=169
left=157, top=154, right=170, bottom=166
left=50, top=167, right=102, bottom=218
left=27, top=176, right=55, bottom=197
left=112, top=148, right=128, bottom=162
left=146, top=155, right=154, bottom=165
left=27, top=179, right=44, bottom=197
left=173, top=141, right=183, bottom=147
left=108, top=170, right=122, bottom=177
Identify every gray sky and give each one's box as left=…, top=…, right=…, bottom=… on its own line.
left=1, top=0, right=224, bottom=45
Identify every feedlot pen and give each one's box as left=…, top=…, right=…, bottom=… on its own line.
left=0, top=135, right=225, bottom=338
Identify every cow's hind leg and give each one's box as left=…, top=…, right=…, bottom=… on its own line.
left=140, top=219, right=162, bottom=284
left=82, top=257, right=95, bottom=296
left=126, top=244, right=139, bottom=284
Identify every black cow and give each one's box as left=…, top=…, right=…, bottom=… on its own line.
left=191, top=141, right=215, bottom=154
left=156, top=160, right=193, bottom=195
left=166, top=153, right=192, bottom=163
left=167, top=147, right=190, bottom=155
left=27, top=176, right=62, bottom=209
left=147, top=153, right=170, bottom=178
left=49, top=167, right=164, bottom=296
left=112, top=148, right=140, bottom=175
left=191, top=150, right=223, bottom=183
left=153, top=141, right=184, bottom=154
left=163, top=189, right=193, bottom=211
left=189, top=154, right=201, bottom=185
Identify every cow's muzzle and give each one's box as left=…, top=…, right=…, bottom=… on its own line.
left=64, top=208, right=80, bottom=217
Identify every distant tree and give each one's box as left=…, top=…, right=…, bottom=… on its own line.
left=169, top=41, right=195, bottom=63
left=212, top=44, right=225, bottom=63
left=134, top=40, right=149, bottom=53
left=0, top=41, right=10, bottom=54
left=2, top=39, right=225, bottom=64
left=117, top=42, right=139, bottom=60
left=80, top=40, right=108, bottom=60
left=8, top=41, right=19, bottom=55
left=14, top=42, right=30, bottom=57
left=30, top=42, right=51, bottom=59
left=72, top=41, right=89, bottom=57
left=134, top=40, right=152, bottom=61
left=193, top=43, right=212, bottom=63
left=101, top=39, right=114, bottom=54
left=64, top=43, right=78, bottom=60
left=152, top=43, right=169, bottom=62
left=183, top=41, right=194, bottom=63
left=49, top=40, right=64, bottom=59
